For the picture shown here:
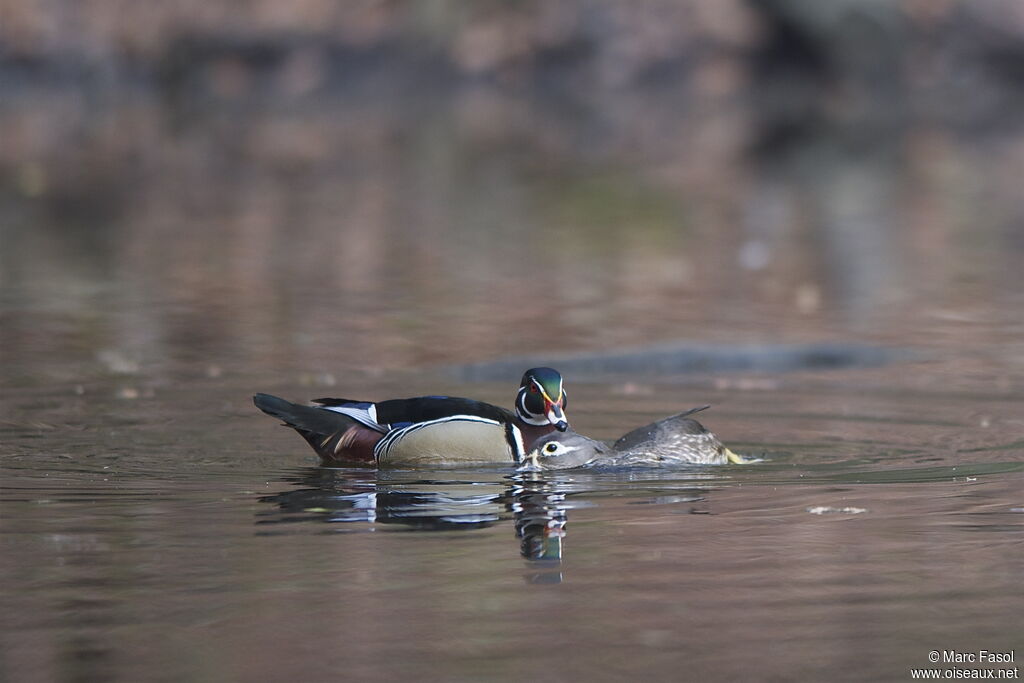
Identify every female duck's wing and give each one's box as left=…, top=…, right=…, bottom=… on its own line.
left=613, top=405, right=711, bottom=451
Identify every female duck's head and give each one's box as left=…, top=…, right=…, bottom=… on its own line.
left=521, top=431, right=607, bottom=470
left=516, top=367, right=569, bottom=431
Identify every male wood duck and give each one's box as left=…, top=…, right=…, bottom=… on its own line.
left=254, top=367, right=568, bottom=467
left=522, top=406, right=750, bottom=469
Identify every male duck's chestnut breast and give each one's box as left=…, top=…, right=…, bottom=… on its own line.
left=375, top=418, right=517, bottom=466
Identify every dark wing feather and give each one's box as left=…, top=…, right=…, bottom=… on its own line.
left=254, top=393, right=361, bottom=434
left=311, top=397, right=365, bottom=407
left=373, top=396, right=515, bottom=426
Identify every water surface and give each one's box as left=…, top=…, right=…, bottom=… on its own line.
left=2, top=356, right=1022, bottom=682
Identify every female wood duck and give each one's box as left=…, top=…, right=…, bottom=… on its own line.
left=522, top=406, right=749, bottom=469
left=254, top=367, right=568, bottom=467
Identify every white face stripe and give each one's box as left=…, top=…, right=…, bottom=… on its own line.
left=540, top=442, right=579, bottom=456
left=518, top=376, right=566, bottom=425
left=516, top=386, right=548, bottom=424
left=529, top=377, right=563, bottom=404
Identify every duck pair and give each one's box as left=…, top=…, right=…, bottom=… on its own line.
left=254, top=368, right=743, bottom=469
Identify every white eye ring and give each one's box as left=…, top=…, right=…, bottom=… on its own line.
left=544, top=442, right=559, bottom=454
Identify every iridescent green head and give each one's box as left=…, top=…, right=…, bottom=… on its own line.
left=515, top=367, right=569, bottom=431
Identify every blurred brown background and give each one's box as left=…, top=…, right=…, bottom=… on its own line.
left=2, top=0, right=1023, bottom=382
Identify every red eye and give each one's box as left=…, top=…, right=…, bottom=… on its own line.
left=529, top=384, right=539, bottom=393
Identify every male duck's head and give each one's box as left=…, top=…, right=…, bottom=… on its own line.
left=516, top=367, right=569, bottom=431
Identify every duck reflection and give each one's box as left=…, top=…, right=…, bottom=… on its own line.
left=259, top=467, right=717, bottom=583
left=258, top=468, right=590, bottom=564
left=505, top=471, right=569, bottom=563
left=260, top=468, right=503, bottom=529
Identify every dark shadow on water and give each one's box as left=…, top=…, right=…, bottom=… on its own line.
left=448, top=342, right=915, bottom=383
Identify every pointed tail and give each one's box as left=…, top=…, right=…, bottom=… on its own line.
left=253, top=393, right=379, bottom=464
